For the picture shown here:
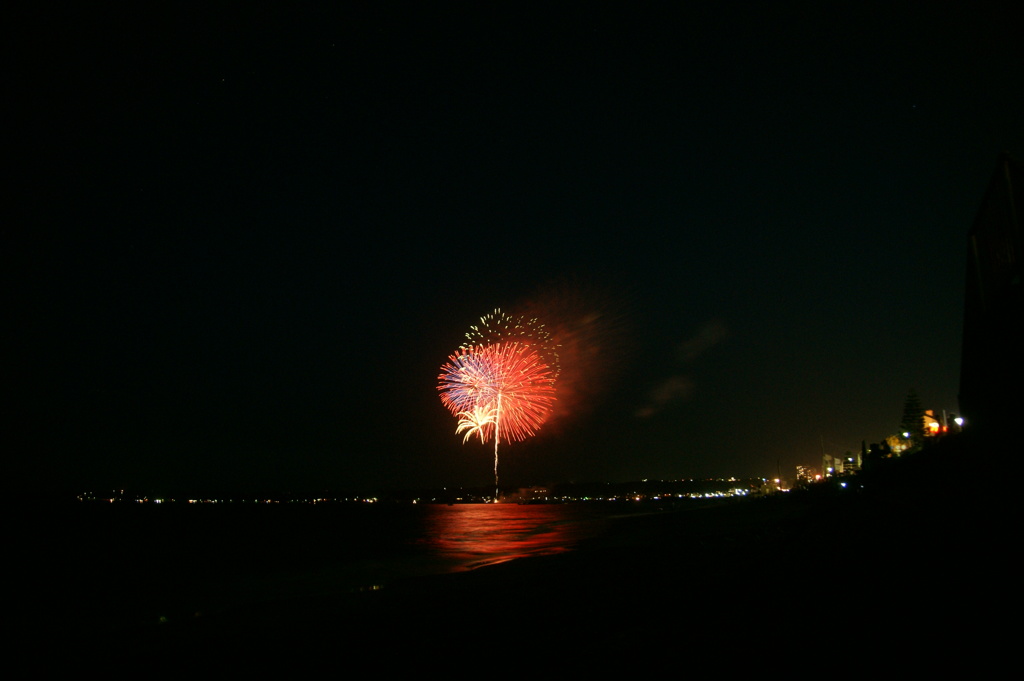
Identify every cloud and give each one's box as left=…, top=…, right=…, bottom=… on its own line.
left=635, top=376, right=694, bottom=418
left=675, top=320, right=729, bottom=363
left=634, top=320, right=729, bottom=418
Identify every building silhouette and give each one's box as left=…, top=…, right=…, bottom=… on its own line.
left=959, top=153, right=1022, bottom=438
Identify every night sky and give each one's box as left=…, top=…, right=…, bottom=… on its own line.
left=15, top=4, right=1023, bottom=495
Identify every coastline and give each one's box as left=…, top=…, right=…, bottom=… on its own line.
left=46, top=433, right=1007, bottom=665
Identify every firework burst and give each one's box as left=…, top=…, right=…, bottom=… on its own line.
left=456, top=405, right=498, bottom=444
left=438, top=342, right=556, bottom=442
left=464, top=308, right=561, bottom=378
left=438, top=339, right=556, bottom=500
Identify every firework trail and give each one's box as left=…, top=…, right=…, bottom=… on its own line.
left=438, top=339, right=556, bottom=501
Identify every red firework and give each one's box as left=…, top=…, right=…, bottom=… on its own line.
left=437, top=341, right=556, bottom=443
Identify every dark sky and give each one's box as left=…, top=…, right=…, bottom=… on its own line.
left=14, top=4, right=1023, bottom=494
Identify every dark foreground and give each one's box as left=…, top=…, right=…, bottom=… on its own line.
left=35, top=433, right=1011, bottom=668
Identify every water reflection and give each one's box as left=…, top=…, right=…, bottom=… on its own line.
left=61, top=503, right=616, bottom=631
left=416, top=504, right=606, bottom=570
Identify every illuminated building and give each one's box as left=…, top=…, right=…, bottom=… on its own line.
left=886, top=434, right=909, bottom=456
left=922, top=410, right=944, bottom=437
left=795, top=465, right=818, bottom=483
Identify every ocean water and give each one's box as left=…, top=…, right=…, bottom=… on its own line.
left=52, top=502, right=623, bottom=635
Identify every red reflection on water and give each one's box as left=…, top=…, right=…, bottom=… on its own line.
left=418, top=505, right=602, bottom=570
